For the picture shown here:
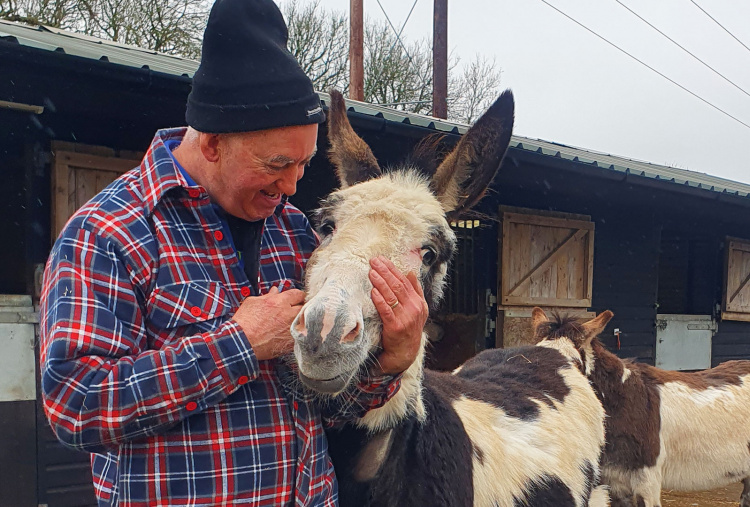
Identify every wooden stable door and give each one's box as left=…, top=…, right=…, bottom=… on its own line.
left=500, top=209, right=594, bottom=308
left=51, top=141, right=141, bottom=242
left=722, top=237, right=750, bottom=322
left=497, top=207, right=595, bottom=348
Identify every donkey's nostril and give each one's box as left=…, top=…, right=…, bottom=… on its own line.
left=294, top=311, right=307, bottom=337
left=340, top=321, right=361, bottom=344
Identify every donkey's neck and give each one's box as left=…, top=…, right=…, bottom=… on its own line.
left=357, top=333, right=427, bottom=432
left=588, top=340, right=634, bottom=398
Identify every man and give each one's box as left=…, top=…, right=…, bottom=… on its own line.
left=39, top=0, right=427, bottom=505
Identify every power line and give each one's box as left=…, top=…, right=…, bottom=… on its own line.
left=389, top=0, right=419, bottom=54
left=374, top=0, right=431, bottom=90
left=539, top=0, right=750, bottom=131
left=687, top=0, right=750, bottom=56
left=613, top=0, right=750, bottom=100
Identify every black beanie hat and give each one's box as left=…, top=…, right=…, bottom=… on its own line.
left=186, top=0, right=326, bottom=133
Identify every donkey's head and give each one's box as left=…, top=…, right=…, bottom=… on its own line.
left=532, top=307, right=613, bottom=375
left=291, top=89, right=514, bottom=396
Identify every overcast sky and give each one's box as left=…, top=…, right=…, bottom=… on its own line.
left=283, top=0, right=750, bottom=184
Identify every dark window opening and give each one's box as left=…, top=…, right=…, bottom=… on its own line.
left=657, top=235, right=717, bottom=315
left=443, top=220, right=480, bottom=314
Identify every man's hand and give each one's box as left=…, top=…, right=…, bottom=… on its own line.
left=231, top=287, right=305, bottom=360
left=369, top=256, right=429, bottom=375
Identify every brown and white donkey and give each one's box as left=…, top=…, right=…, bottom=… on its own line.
left=533, top=307, right=750, bottom=507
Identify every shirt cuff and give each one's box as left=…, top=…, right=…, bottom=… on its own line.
left=200, top=319, right=260, bottom=390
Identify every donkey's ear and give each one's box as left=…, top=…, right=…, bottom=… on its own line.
left=581, top=310, right=614, bottom=342
left=326, top=89, right=381, bottom=188
left=432, top=89, right=514, bottom=216
left=531, top=307, right=548, bottom=334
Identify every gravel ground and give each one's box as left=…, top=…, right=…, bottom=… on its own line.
left=661, top=482, right=744, bottom=506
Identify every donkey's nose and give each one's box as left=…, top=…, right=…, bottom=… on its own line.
left=339, top=321, right=362, bottom=344
left=293, top=310, right=307, bottom=337
left=292, top=299, right=363, bottom=352
left=317, top=306, right=362, bottom=345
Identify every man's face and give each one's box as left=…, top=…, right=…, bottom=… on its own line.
left=213, top=123, right=318, bottom=221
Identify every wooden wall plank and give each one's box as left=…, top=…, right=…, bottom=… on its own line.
left=508, top=229, right=585, bottom=296
left=59, top=152, right=138, bottom=173
left=503, top=212, right=594, bottom=230
left=556, top=253, right=569, bottom=299
left=75, top=169, right=96, bottom=211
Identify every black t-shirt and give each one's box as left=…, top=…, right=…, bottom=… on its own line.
left=225, top=213, right=263, bottom=293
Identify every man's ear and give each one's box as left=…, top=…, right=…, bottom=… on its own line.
left=199, top=133, right=221, bottom=163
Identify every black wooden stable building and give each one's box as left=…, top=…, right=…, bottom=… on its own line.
left=3, top=19, right=750, bottom=507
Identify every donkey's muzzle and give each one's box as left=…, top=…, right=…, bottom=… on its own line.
left=298, top=370, right=355, bottom=394
left=292, top=299, right=363, bottom=352
left=290, top=293, right=367, bottom=393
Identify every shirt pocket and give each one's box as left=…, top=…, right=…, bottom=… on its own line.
left=146, top=281, right=234, bottom=339
left=258, top=277, right=298, bottom=294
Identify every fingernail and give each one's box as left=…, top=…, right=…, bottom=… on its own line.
left=371, top=257, right=382, bottom=267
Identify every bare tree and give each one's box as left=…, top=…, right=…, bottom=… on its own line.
left=448, top=54, right=504, bottom=124
left=1, top=0, right=78, bottom=28
left=282, top=1, right=498, bottom=120
left=1, top=0, right=208, bottom=58
left=74, top=0, right=207, bottom=57
left=362, top=19, right=436, bottom=114
left=281, top=1, right=438, bottom=114
left=283, top=0, right=349, bottom=93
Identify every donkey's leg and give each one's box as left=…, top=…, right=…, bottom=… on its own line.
left=606, top=483, right=635, bottom=507
left=630, top=485, right=661, bottom=507
left=740, top=477, right=750, bottom=507
left=603, top=471, right=636, bottom=507
left=608, top=494, right=635, bottom=507
left=629, top=468, right=663, bottom=507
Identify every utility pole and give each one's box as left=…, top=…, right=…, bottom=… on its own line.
left=432, top=0, right=448, bottom=118
left=349, top=0, right=364, bottom=101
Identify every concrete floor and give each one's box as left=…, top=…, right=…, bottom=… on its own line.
left=661, top=482, right=744, bottom=506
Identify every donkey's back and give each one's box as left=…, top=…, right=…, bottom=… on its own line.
left=451, top=346, right=606, bottom=507
left=640, top=359, right=750, bottom=494
left=329, top=345, right=607, bottom=507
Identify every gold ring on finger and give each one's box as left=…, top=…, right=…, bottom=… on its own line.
left=388, top=299, right=399, bottom=309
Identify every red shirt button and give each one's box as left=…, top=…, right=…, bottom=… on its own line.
left=238, top=375, right=249, bottom=385
left=190, top=306, right=202, bottom=317
left=293, top=401, right=299, bottom=410
left=241, top=286, right=251, bottom=297
left=186, top=401, right=198, bottom=411
left=214, top=230, right=224, bottom=241
left=188, top=189, right=200, bottom=198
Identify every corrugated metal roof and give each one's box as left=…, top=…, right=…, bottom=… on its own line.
left=0, top=19, right=198, bottom=77
left=3, top=18, right=749, bottom=200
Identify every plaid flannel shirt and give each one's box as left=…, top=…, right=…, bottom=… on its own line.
left=40, top=128, right=400, bottom=507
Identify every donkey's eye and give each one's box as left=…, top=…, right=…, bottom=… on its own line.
left=421, top=246, right=437, bottom=266
left=319, top=220, right=336, bottom=236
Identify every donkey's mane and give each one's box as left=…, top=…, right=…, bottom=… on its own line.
left=535, top=313, right=587, bottom=343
